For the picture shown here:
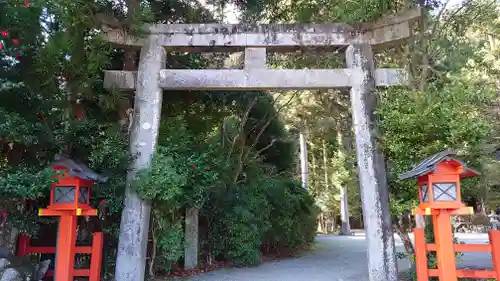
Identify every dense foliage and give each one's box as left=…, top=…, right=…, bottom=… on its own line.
left=268, top=0, right=499, bottom=222
left=377, top=0, right=500, bottom=213
left=134, top=96, right=318, bottom=271
left=0, top=0, right=318, bottom=276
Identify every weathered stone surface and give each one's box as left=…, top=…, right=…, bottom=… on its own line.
left=150, top=23, right=355, bottom=34
left=114, top=35, right=166, bottom=281
left=244, top=48, right=266, bottom=69
left=101, top=9, right=421, bottom=51
left=32, top=259, right=51, bottom=281
left=346, top=44, right=398, bottom=281
left=184, top=207, right=199, bottom=270
left=0, top=249, right=7, bottom=260
left=0, top=258, right=9, bottom=270
left=0, top=268, right=21, bottom=281
left=0, top=258, right=50, bottom=281
left=104, top=22, right=409, bottom=51
left=104, top=68, right=406, bottom=90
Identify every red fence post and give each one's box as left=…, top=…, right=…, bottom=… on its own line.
left=17, top=234, right=30, bottom=256
left=414, top=228, right=429, bottom=281
left=89, top=232, right=103, bottom=281
left=54, top=214, right=78, bottom=281
left=489, top=230, right=500, bottom=279
left=433, top=211, right=458, bottom=281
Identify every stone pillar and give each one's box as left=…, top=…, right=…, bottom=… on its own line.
left=114, top=35, right=166, bottom=281
left=244, top=48, right=266, bottom=69
left=346, top=44, right=398, bottom=281
left=184, top=207, right=199, bottom=269
left=299, top=133, right=309, bottom=189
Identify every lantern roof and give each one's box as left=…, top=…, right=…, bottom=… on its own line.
left=52, top=155, right=108, bottom=183
left=398, top=150, right=480, bottom=181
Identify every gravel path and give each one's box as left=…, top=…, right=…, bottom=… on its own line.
left=169, top=232, right=492, bottom=281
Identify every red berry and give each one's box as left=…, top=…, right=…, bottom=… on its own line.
left=0, top=43, right=3, bottom=50
left=191, top=164, right=196, bottom=169
left=1, top=211, right=7, bottom=218
left=24, top=1, right=30, bottom=7
left=99, top=199, right=105, bottom=205
left=1, top=31, right=8, bottom=37
left=15, top=53, right=21, bottom=60
left=12, top=39, right=19, bottom=45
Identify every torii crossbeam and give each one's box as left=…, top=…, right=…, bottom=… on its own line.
left=101, top=8, right=421, bottom=281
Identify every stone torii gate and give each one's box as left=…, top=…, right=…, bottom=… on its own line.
left=102, top=8, right=421, bottom=281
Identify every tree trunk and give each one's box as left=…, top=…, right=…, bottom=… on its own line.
left=340, top=186, right=351, bottom=235
left=488, top=34, right=496, bottom=51
left=114, top=36, right=166, bottom=281
left=311, top=143, right=316, bottom=190
left=330, top=212, right=336, bottom=233
left=184, top=207, right=199, bottom=270
left=393, top=224, right=415, bottom=255
left=0, top=223, right=17, bottom=256
left=337, top=131, right=351, bottom=235
left=418, top=7, right=429, bottom=92
left=118, top=51, right=136, bottom=133
left=317, top=213, right=323, bottom=233
left=322, top=139, right=329, bottom=190
left=299, top=133, right=309, bottom=189
left=119, top=0, right=140, bottom=132
left=415, top=214, right=426, bottom=228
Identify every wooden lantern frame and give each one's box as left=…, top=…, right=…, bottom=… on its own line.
left=416, top=159, right=464, bottom=210
left=49, top=165, right=93, bottom=211
left=398, top=151, right=500, bottom=281
left=399, top=150, right=479, bottom=214
left=37, top=156, right=106, bottom=281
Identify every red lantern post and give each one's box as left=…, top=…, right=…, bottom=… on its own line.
left=400, top=151, right=500, bottom=281
left=37, top=156, right=106, bottom=281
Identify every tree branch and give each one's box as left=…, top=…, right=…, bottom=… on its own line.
left=432, top=0, right=478, bottom=43
left=243, top=91, right=299, bottom=162
left=255, top=139, right=277, bottom=156
left=231, top=91, right=298, bottom=183
left=227, top=97, right=258, bottom=161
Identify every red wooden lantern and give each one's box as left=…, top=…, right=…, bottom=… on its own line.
left=399, top=151, right=500, bottom=281
left=49, top=167, right=92, bottom=211
left=399, top=150, right=480, bottom=212
left=38, top=156, right=107, bottom=281
left=43, top=157, right=106, bottom=215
